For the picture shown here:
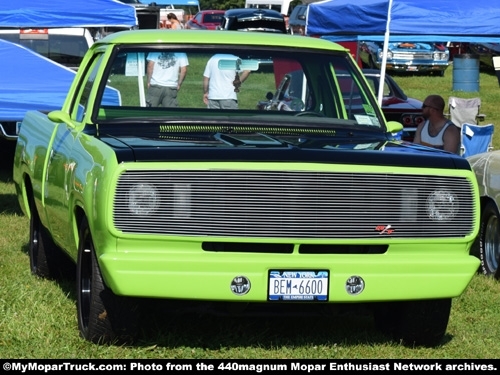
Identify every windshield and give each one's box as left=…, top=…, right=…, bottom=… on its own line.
left=93, top=45, right=384, bottom=130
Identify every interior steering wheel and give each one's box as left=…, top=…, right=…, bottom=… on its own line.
left=294, top=111, right=324, bottom=117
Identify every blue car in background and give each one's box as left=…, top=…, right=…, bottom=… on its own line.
left=359, top=41, right=450, bottom=76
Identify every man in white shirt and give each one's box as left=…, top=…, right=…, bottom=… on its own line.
left=203, top=54, right=250, bottom=109
left=146, top=52, right=189, bottom=107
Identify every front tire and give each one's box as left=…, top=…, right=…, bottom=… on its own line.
left=76, top=217, right=138, bottom=344
left=29, top=201, right=60, bottom=279
left=478, top=201, right=500, bottom=279
left=373, top=298, right=451, bottom=347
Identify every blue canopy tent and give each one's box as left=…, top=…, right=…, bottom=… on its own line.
left=0, top=40, right=76, bottom=123
left=0, top=40, right=120, bottom=140
left=0, top=0, right=131, bottom=140
left=307, top=0, right=500, bottom=102
left=0, top=0, right=138, bottom=28
left=307, top=0, right=500, bottom=43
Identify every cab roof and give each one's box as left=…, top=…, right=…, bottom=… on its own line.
left=96, top=29, right=348, bottom=52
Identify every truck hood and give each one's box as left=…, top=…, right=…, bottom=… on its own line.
left=98, top=131, right=469, bottom=170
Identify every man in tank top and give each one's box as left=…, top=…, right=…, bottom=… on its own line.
left=413, top=94, right=460, bottom=155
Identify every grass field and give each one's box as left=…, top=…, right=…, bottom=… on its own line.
left=0, top=65, right=499, bottom=359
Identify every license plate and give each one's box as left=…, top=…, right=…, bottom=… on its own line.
left=407, top=66, right=418, bottom=71
left=268, top=270, right=329, bottom=301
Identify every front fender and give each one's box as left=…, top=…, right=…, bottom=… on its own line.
left=64, top=134, right=121, bottom=261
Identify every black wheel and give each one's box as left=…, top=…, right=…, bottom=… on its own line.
left=76, top=217, right=138, bottom=344
left=478, top=201, right=500, bottom=278
left=29, top=201, right=60, bottom=279
left=373, top=301, right=402, bottom=337
left=373, top=298, right=451, bottom=347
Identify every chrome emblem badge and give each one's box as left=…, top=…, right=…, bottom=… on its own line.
left=345, top=276, right=365, bottom=295
left=230, top=276, right=251, bottom=296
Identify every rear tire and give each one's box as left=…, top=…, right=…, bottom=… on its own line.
left=478, top=201, right=500, bottom=278
left=373, top=298, right=451, bottom=347
left=76, top=217, right=138, bottom=344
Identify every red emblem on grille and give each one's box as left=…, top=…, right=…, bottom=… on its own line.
left=375, top=225, right=394, bottom=235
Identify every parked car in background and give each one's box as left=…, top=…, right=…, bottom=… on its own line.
left=218, top=8, right=287, bottom=33
left=288, top=3, right=307, bottom=35
left=0, top=27, right=93, bottom=70
left=362, top=69, right=424, bottom=142
left=12, top=29, right=481, bottom=347
left=359, top=41, right=450, bottom=76
left=185, top=10, right=225, bottom=30
left=467, top=43, right=500, bottom=69
left=467, top=152, right=500, bottom=280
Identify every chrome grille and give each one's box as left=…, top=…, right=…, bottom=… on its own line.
left=392, top=52, right=433, bottom=60
left=113, top=170, right=476, bottom=238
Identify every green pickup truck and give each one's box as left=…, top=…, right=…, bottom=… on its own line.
left=12, top=29, right=480, bottom=346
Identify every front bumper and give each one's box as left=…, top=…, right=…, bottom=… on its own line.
left=99, top=239, right=479, bottom=303
left=385, top=62, right=449, bottom=73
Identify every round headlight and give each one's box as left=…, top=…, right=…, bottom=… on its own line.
left=426, top=189, right=458, bottom=221
left=128, top=183, right=159, bottom=215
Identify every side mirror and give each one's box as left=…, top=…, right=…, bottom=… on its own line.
left=48, top=110, right=77, bottom=128
left=386, top=121, right=404, bottom=138
left=48, top=110, right=70, bottom=123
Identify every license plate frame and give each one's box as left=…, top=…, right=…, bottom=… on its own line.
left=268, top=270, right=329, bottom=301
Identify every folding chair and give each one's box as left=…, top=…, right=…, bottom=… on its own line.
left=461, top=123, right=495, bottom=158
left=448, top=96, right=486, bottom=128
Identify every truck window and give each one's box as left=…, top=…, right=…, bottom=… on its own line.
left=72, top=54, right=107, bottom=122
